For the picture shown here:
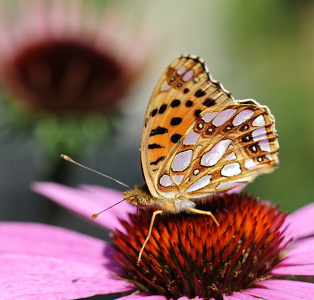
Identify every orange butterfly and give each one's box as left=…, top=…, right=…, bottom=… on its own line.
left=123, top=54, right=279, bottom=263
left=63, top=55, right=279, bottom=263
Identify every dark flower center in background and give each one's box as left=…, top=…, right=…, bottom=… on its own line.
left=112, top=194, right=288, bottom=300
left=4, top=40, right=127, bottom=113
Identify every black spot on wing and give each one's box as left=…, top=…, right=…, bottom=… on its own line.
left=159, top=104, right=167, bottom=114
left=242, top=135, right=253, bottom=143
left=150, top=156, right=166, bottom=165
left=185, top=100, right=193, bottom=107
left=248, top=144, right=258, bottom=153
left=171, top=99, right=181, bottom=107
left=194, top=89, right=206, bottom=97
left=150, top=108, right=158, bottom=117
left=194, top=109, right=202, bottom=117
left=240, top=124, right=249, bottom=131
left=148, top=143, right=164, bottom=149
left=170, top=117, right=182, bottom=126
left=240, top=100, right=255, bottom=105
left=171, top=134, right=182, bottom=143
left=203, top=98, right=215, bottom=107
left=150, top=127, right=168, bottom=137
left=183, top=88, right=189, bottom=94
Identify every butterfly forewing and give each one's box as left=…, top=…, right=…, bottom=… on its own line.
left=141, top=55, right=237, bottom=198
left=140, top=54, right=279, bottom=203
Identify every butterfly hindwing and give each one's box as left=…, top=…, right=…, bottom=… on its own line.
left=154, top=102, right=278, bottom=199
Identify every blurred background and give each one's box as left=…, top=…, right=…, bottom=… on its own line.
left=0, top=0, right=313, bottom=298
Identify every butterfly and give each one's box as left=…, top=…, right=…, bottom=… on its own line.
left=123, top=54, right=279, bottom=263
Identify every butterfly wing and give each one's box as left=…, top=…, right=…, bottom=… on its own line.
left=141, top=55, right=279, bottom=201
left=141, top=54, right=237, bottom=198
left=154, top=100, right=279, bottom=199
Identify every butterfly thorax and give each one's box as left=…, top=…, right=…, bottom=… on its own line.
left=123, top=183, right=196, bottom=213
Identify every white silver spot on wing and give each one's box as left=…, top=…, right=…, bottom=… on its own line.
left=159, top=174, right=173, bottom=187
left=202, top=112, right=218, bottom=123
left=232, top=109, right=254, bottom=126
left=252, top=115, right=265, bottom=126
left=183, top=130, right=199, bottom=145
left=193, top=169, right=200, bottom=175
left=200, top=139, right=232, bottom=167
left=182, top=70, right=194, bottom=82
left=252, top=127, right=267, bottom=141
left=171, top=149, right=193, bottom=172
left=212, top=109, right=237, bottom=127
left=216, top=178, right=248, bottom=190
left=221, top=162, right=242, bottom=177
left=161, top=82, right=170, bottom=91
left=186, top=175, right=212, bottom=192
left=223, top=152, right=237, bottom=162
left=177, top=66, right=187, bottom=75
left=244, top=158, right=258, bottom=170
left=258, top=140, right=271, bottom=152
left=173, top=175, right=184, bottom=184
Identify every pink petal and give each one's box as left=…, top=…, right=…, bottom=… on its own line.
left=223, top=295, right=243, bottom=300
left=258, top=280, right=314, bottom=298
left=284, top=202, right=314, bottom=240
left=230, top=292, right=258, bottom=300
left=0, top=273, right=131, bottom=299
left=273, top=264, right=314, bottom=276
left=31, top=182, right=136, bottom=232
left=282, top=237, right=314, bottom=264
left=117, top=296, right=204, bottom=300
left=178, top=296, right=205, bottom=300
left=117, top=294, right=167, bottom=300
left=226, top=185, right=246, bottom=195
left=244, top=287, right=306, bottom=299
left=0, top=222, right=118, bottom=267
left=0, top=222, right=134, bottom=299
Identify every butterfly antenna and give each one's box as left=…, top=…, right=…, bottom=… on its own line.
left=60, top=154, right=131, bottom=189
left=91, top=199, right=126, bottom=219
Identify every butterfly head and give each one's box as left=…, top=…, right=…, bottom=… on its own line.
left=123, top=184, right=154, bottom=207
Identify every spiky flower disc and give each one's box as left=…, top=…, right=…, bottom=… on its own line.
left=112, top=194, right=288, bottom=299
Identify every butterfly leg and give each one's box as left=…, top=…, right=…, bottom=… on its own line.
left=137, top=209, right=163, bottom=264
left=187, top=207, right=219, bottom=227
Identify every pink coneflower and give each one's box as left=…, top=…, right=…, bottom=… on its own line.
left=0, top=0, right=150, bottom=114
left=0, top=182, right=313, bottom=299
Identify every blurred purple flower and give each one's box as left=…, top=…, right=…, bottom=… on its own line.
left=0, top=0, right=151, bottom=114
left=0, top=183, right=313, bottom=299
left=0, top=0, right=153, bottom=156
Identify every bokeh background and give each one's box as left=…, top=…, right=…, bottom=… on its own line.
left=0, top=0, right=313, bottom=299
